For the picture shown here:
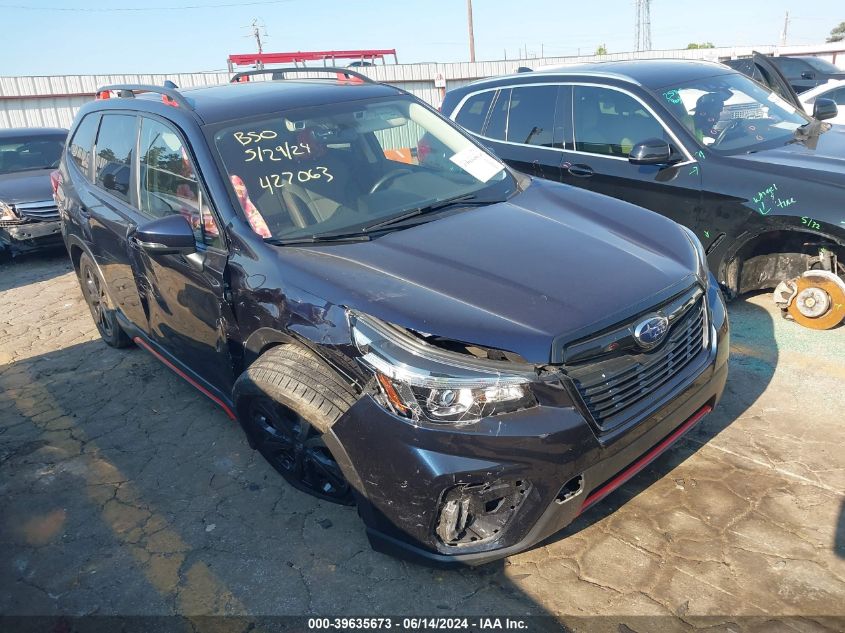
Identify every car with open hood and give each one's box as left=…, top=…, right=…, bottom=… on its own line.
left=0, top=127, right=66, bottom=256
left=55, top=69, right=728, bottom=565
left=443, top=59, right=845, bottom=330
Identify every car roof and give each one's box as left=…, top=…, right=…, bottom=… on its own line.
left=132, top=79, right=405, bottom=125
left=459, top=59, right=736, bottom=93
left=799, top=78, right=845, bottom=99
left=0, top=127, right=68, bottom=138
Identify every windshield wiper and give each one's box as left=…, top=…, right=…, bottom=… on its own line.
left=364, top=193, right=491, bottom=231
left=266, top=232, right=372, bottom=246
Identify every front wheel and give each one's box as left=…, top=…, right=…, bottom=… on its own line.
left=77, top=252, right=132, bottom=348
left=233, top=345, right=358, bottom=505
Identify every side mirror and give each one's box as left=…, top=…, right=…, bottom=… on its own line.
left=813, top=97, right=838, bottom=121
left=628, top=138, right=673, bottom=165
left=801, top=71, right=815, bottom=80
left=131, top=214, right=196, bottom=256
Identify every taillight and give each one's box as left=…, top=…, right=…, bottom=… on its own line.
left=96, top=90, right=111, bottom=100
left=50, top=170, right=62, bottom=196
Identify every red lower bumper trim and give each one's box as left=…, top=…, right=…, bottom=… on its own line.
left=133, top=337, right=237, bottom=420
left=579, top=404, right=712, bottom=513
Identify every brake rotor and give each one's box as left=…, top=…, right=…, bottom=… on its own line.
left=786, top=274, right=845, bottom=330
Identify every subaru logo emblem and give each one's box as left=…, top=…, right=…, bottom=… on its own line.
left=633, top=314, right=669, bottom=349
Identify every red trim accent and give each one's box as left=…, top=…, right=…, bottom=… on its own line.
left=133, top=337, right=237, bottom=420
left=579, top=405, right=712, bottom=513
left=227, top=49, right=397, bottom=67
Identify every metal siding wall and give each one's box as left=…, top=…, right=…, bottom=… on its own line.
left=3, top=42, right=844, bottom=130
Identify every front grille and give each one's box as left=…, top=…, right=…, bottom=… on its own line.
left=15, top=200, right=59, bottom=222
left=566, top=290, right=709, bottom=434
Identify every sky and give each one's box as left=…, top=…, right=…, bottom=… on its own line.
left=0, top=0, right=842, bottom=76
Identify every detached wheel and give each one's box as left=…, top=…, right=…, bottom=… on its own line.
left=234, top=345, right=358, bottom=505
left=77, top=252, right=132, bottom=348
left=787, top=274, right=845, bottom=330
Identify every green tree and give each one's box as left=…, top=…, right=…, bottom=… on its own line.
left=595, top=44, right=608, bottom=55
left=828, top=21, right=845, bottom=43
left=686, top=42, right=715, bottom=49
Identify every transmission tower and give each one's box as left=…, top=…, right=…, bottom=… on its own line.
left=635, top=0, right=652, bottom=52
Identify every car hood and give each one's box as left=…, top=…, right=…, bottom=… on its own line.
left=0, top=169, right=54, bottom=204
left=730, top=123, right=845, bottom=186
left=276, top=180, right=700, bottom=364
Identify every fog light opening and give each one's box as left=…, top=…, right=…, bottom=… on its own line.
left=435, top=480, right=531, bottom=548
left=555, top=474, right=584, bottom=504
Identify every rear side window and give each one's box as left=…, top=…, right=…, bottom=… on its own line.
left=455, top=91, right=494, bottom=134
left=484, top=89, right=510, bottom=140
left=139, top=117, right=221, bottom=248
left=506, top=86, right=558, bottom=147
left=94, top=114, right=136, bottom=204
left=69, top=114, right=99, bottom=180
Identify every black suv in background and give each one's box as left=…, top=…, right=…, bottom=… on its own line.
left=726, top=55, right=845, bottom=94
left=55, top=70, right=728, bottom=565
left=0, top=127, right=67, bottom=256
left=443, top=59, right=845, bottom=330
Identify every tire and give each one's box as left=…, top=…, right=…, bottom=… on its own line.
left=233, top=344, right=358, bottom=505
left=77, top=252, right=132, bottom=348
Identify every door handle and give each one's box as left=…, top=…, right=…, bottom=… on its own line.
left=568, top=164, right=594, bottom=178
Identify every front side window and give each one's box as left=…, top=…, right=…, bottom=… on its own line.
left=771, top=57, right=810, bottom=78
left=506, top=86, right=558, bottom=147
left=455, top=91, right=494, bottom=134
left=139, top=117, right=221, bottom=247
left=0, top=133, right=65, bottom=176
left=69, top=115, right=98, bottom=179
left=210, top=95, right=515, bottom=242
left=574, top=86, right=665, bottom=157
left=658, top=72, right=810, bottom=154
left=94, top=114, right=136, bottom=203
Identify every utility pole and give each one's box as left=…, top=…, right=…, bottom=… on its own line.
left=249, top=18, right=266, bottom=54
left=635, top=0, right=652, bottom=52
left=780, top=11, right=790, bottom=47
left=466, top=0, right=476, bottom=62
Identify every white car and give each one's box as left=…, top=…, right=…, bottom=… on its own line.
left=799, top=79, right=845, bottom=125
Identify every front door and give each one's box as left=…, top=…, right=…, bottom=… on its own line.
left=128, top=116, right=234, bottom=393
left=558, top=84, right=704, bottom=236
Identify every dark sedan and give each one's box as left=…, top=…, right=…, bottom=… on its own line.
left=0, top=127, right=67, bottom=256
left=443, top=59, right=845, bottom=330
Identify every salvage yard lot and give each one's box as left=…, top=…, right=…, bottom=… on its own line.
left=1, top=251, right=844, bottom=630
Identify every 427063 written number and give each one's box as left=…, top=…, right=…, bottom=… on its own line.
left=259, top=167, right=334, bottom=194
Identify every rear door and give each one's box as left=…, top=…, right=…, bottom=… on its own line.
left=84, top=113, right=149, bottom=328
left=557, top=84, right=704, bottom=231
left=128, top=115, right=234, bottom=392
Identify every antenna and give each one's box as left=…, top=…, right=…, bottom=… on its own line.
left=635, top=0, right=652, bottom=52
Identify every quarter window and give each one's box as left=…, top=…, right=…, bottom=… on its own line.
left=455, top=91, right=494, bottom=134
left=69, top=114, right=98, bottom=180
left=574, top=86, right=665, bottom=157
left=506, top=86, right=558, bottom=147
left=94, top=114, right=136, bottom=203
left=139, top=117, right=221, bottom=248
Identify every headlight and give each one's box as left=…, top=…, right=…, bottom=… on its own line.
left=350, top=312, right=539, bottom=425
left=0, top=201, right=18, bottom=221
left=681, top=226, right=709, bottom=283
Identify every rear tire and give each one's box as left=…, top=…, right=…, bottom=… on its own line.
left=233, top=344, right=358, bottom=505
left=77, top=252, right=132, bottom=348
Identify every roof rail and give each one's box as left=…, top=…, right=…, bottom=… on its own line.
left=95, top=84, right=194, bottom=111
left=229, top=66, right=375, bottom=84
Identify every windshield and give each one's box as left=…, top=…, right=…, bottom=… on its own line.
left=658, top=73, right=810, bottom=154
left=803, top=57, right=842, bottom=74
left=210, top=95, right=515, bottom=241
left=0, top=135, right=65, bottom=175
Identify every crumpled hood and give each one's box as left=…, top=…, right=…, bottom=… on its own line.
left=275, top=180, right=700, bottom=364
left=0, top=169, right=53, bottom=204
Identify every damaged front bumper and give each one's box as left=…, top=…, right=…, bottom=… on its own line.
left=0, top=219, right=63, bottom=255
left=324, top=284, right=730, bottom=566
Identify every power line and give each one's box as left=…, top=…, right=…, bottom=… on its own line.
left=0, top=0, right=291, bottom=11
